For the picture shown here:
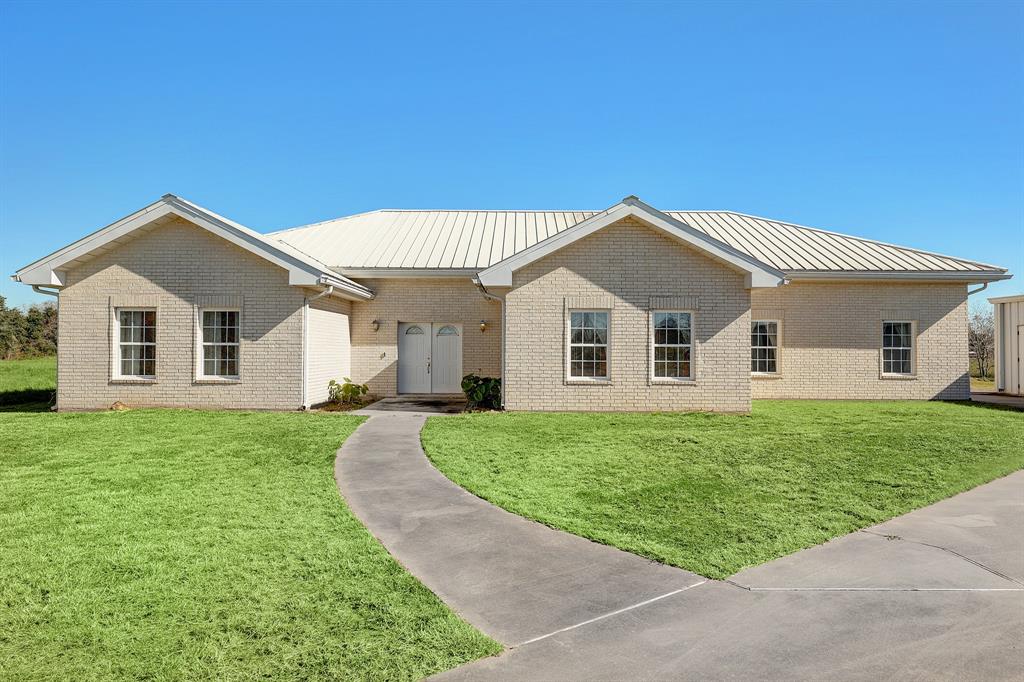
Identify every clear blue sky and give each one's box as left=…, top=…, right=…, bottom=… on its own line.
left=1, top=1, right=1021, bottom=309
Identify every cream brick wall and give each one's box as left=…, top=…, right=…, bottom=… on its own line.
left=750, top=281, right=970, bottom=399
left=306, top=296, right=352, bottom=406
left=56, top=216, right=305, bottom=410
left=503, top=217, right=752, bottom=412
left=347, top=278, right=501, bottom=396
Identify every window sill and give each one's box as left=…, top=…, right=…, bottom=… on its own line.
left=194, top=377, right=242, bottom=385
left=881, top=373, right=917, bottom=381
left=651, top=378, right=696, bottom=385
left=110, top=377, right=156, bottom=385
left=565, top=378, right=611, bottom=385
left=751, top=373, right=783, bottom=380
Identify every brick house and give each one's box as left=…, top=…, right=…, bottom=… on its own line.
left=12, top=194, right=1011, bottom=412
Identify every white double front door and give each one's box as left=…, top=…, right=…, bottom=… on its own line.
left=397, top=322, right=463, bottom=394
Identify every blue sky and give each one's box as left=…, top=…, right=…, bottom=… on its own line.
left=1, top=1, right=1021, bottom=308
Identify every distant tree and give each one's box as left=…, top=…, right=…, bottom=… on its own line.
left=0, top=295, right=57, bottom=359
left=0, top=296, right=25, bottom=359
left=968, top=308, right=995, bottom=379
left=25, top=303, right=58, bottom=355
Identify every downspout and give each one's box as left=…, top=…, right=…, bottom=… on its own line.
left=473, top=278, right=506, bottom=409
left=966, top=282, right=991, bottom=389
left=32, top=285, right=59, bottom=297
left=31, top=285, right=60, bottom=410
left=302, top=285, right=335, bottom=410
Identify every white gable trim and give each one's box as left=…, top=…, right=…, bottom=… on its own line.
left=12, top=195, right=374, bottom=301
left=477, top=196, right=786, bottom=289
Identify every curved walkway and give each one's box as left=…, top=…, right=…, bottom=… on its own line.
left=336, top=411, right=1024, bottom=680
left=335, top=411, right=705, bottom=646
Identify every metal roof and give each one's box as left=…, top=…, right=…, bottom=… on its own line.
left=269, top=207, right=1008, bottom=278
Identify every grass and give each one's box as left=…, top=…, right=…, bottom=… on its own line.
left=0, top=406, right=499, bottom=680
left=423, top=401, right=1024, bottom=579
left=971, top=377, right=996, bottom=392
left=0, top=355, right=56, bottom=406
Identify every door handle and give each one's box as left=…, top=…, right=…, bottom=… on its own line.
left=427, top=358, right=431, bottom=374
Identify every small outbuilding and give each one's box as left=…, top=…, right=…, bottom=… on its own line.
left=990, top=294, right=1024, bottom=395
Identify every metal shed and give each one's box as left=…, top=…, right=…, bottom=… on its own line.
left=990, top=294, right=1024, bottom=395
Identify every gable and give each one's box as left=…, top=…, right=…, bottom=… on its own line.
left=478, top=197, right=786, bottom=289
left=513, top=215, right=746, bottom=289
left=13, top=195, right=374, bottom=301
left=61, top=215, right=294, bottom=291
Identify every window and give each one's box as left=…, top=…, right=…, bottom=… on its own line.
left=652, top=312, right=692, bottom=379
left=751, top=320, right=779, bottom=374
left=882, top=321, right=913, bottom=375
left=405, top=325, right=424, bottom=335
left=569, top=311, right=608, bottom=378
left=436, top=325, right=459, bottom=336
left=117, top=309, right=156, bottom=378
left=201, top=310, right=240, bottom=378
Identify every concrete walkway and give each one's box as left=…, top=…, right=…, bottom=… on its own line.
left=335, top=414, right=1024, bottom=680
left=335, top=412, right=705, bottom=646
left=971, top=391, right=1024, bottom=410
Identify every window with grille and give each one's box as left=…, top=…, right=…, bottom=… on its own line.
left=201, top=310, right=240, bottom=378
left=652, top=312, right=693, bottom=379
left=117, top=309, right=156, bottom=378
left=882, top=321, right=913, bottom=375
left=751, top=320, right=779, bottom=374
left=569, top=311, right=608, bottom=378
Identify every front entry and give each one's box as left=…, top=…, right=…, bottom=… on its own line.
left=397, top=323, right=463, bottom=394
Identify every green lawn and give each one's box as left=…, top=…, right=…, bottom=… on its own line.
left=423, top=401, right=1024, bottom=579
left=1, top=407, right=498, bottom=680
left=0, top=355, right=56, bottom=406
left=971, top=377, right=996, bottom=392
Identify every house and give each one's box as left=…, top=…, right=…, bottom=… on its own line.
left=989, top=294, right=1024, bottom=395
left=12, top=194, right=1011, bottom=412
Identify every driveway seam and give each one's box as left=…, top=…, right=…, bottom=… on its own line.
left=858, top=529, right=1024, bottom=587
left=513, top=580, right=709, bottom=648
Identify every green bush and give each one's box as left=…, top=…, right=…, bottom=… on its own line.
left=461, top=374, right=501, bottom=410
left=328, top=377, right=369, bottom=404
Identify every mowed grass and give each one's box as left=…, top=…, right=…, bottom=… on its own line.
left=0, top=408, right=499, bottom=680
left=423, top=401, right=1024, bottom=579
left=0, top=355, right=56, bottom=406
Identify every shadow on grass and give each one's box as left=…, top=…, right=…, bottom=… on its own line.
left=0, top=389, right=54, bottom=413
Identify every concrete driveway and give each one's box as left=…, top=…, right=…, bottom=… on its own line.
left=335, top=412, right=1024, bottom=680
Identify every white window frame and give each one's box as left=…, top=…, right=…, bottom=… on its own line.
left=196, top=308, right=241, bottom=381
left=566, top=309, right=611, bottom=382
left=113, top=308, right=157, bottom=381
left=650, top=310, right=696, bottom=383
left=751, top=319, right=781, bottom=376
left=881, top=319, right=915, bottom=377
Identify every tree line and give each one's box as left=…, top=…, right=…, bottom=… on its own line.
left=0, top=295, right=57, bottom=359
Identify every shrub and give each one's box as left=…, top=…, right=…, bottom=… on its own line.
left=328, top=377, right=369, bottom=404
left=461, top=374, right=501, bottom=410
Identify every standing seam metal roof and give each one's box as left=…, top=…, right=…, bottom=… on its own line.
left=268, top=209, right=1004, bottom=274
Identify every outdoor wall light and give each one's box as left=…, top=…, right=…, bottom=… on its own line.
left=480, top=320, right=487, bottom=332
left=371, top=320, right=380, bottom=332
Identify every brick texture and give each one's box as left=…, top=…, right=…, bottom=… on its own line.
left=56, top=216, right=305, bottom=410
left=750, top=281, right=970, bottom=399
left=503, top=217, right=752, bottom=412
left=347, top=278, right=502, bottom=396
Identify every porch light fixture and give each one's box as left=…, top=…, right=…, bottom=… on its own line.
left=480, top=320, right=487, bottom=332
left=371, top=320, right=380, bottom=332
